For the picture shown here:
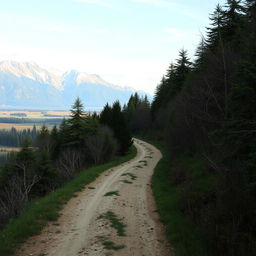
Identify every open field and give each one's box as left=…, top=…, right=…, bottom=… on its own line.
left=0, top=123, right=55, bottom=130
left=0, top=146, right=21, bottom=152
left=0, top=110, right=71, bottom=119
left=0, top=110, right=72, bottom=130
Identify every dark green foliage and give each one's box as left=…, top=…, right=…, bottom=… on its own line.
left=136, top=1, right=256, bottom=255
left=100, top=101, right=132, bottom=155
left=0, top=126, right=38, bottom=148
left=66, top=97, right=87, bottom=148
left=151, top=49, right=192, bottom=120
left=124, top=93, right=151, bottom=134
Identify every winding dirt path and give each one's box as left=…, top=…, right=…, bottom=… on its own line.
left=16, top=139, right=172, bottom=256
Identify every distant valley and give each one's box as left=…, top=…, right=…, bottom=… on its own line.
left=0, top=60, right=151, bottom=110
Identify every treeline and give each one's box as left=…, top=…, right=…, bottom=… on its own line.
left=0, top=127, right=38, bottom=147
left=0, top=98, right=132, bottom=229
left=127, top=1, right=256, bottom=255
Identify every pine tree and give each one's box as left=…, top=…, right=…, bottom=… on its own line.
left=151, top=76, right=169, bottom=117
left=173, top=49, right=192, bottom=90
left=206, top=4, right=226, bottom=49
left=111, top=101, right=132, bottom=155
left=100, top=101, right=132, bottom=155
left=194, top=37, right=208, bottom=69
left=100, top=103, right=112, bottom=125
left=67, top=97, right=86, bottom=148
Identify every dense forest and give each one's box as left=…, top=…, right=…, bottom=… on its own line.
left=125, top=0, right=256, bottom=255
left=0, top=98, right=132, bottom=229
left=0, top=127, right=38, bottom=147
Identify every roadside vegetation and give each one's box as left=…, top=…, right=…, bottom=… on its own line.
left=144, top=139, right=208, bottom=255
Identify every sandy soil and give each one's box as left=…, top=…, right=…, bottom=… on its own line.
left=15, top=139, right=173, bottom=256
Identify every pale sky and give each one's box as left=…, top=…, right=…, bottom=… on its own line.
left=0, top=0, right=225, bottom=94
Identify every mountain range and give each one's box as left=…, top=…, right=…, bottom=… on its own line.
left=0, top=60, right=150, bottom=110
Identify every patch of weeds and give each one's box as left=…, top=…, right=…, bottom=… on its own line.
left=97, top=236, right=125, bottom=251
left=88, top=186, right=95, bottom=189
left=145, top=156, right=153, bottom=159
left=55, top=230, right=61, bottom=234
left=52, top=223, right=60, bottom=226
left=104, top=191, right=120, bottom=197
left=121, top=173, right=137, bottom=180
left=37, top=253, right=46, bottom=256
left=136, top=165, right=143, bottom=168
left=121, top=180, right=133, bottom=184
left=99, top=211, right=126, bottom=236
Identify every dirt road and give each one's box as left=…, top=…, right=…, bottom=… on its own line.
left=16, top=139, right=172, bottom=256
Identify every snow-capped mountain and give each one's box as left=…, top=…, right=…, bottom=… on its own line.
left=0, top=60, right=150, bottom=110
left=0, top=60, right=62, bottom=90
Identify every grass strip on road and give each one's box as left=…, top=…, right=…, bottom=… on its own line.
left=0, top=145, right=137, bottom=256
left=99, top=211, right=126, bottom=237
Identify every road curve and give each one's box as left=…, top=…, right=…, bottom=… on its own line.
left=16, top=139, right=172, bottom=256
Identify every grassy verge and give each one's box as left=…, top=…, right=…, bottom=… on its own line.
left=0, top=145, right=137, bottom=256
left=136, top=137, right=208, bottom=256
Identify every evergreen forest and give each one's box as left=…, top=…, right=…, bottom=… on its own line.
left=124, top=0, right=256, bottom=255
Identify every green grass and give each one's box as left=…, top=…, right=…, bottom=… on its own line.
left=139, top=160, right=148, bottom=166
left=136, top=137, right=207, bottom=256
left=0, top=145, right=136, bottom=256
left=99, top=211, right=126, bottom=237
left=121, top=179, right=133, bottom=184
left=104, top=191, right=120, bottom=197
left=97, top=236, right=126, bottom=251
left=121, top=173, right=137, bottom=180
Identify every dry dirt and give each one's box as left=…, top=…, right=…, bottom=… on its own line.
left=15, top=139, right=173, bottom=256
